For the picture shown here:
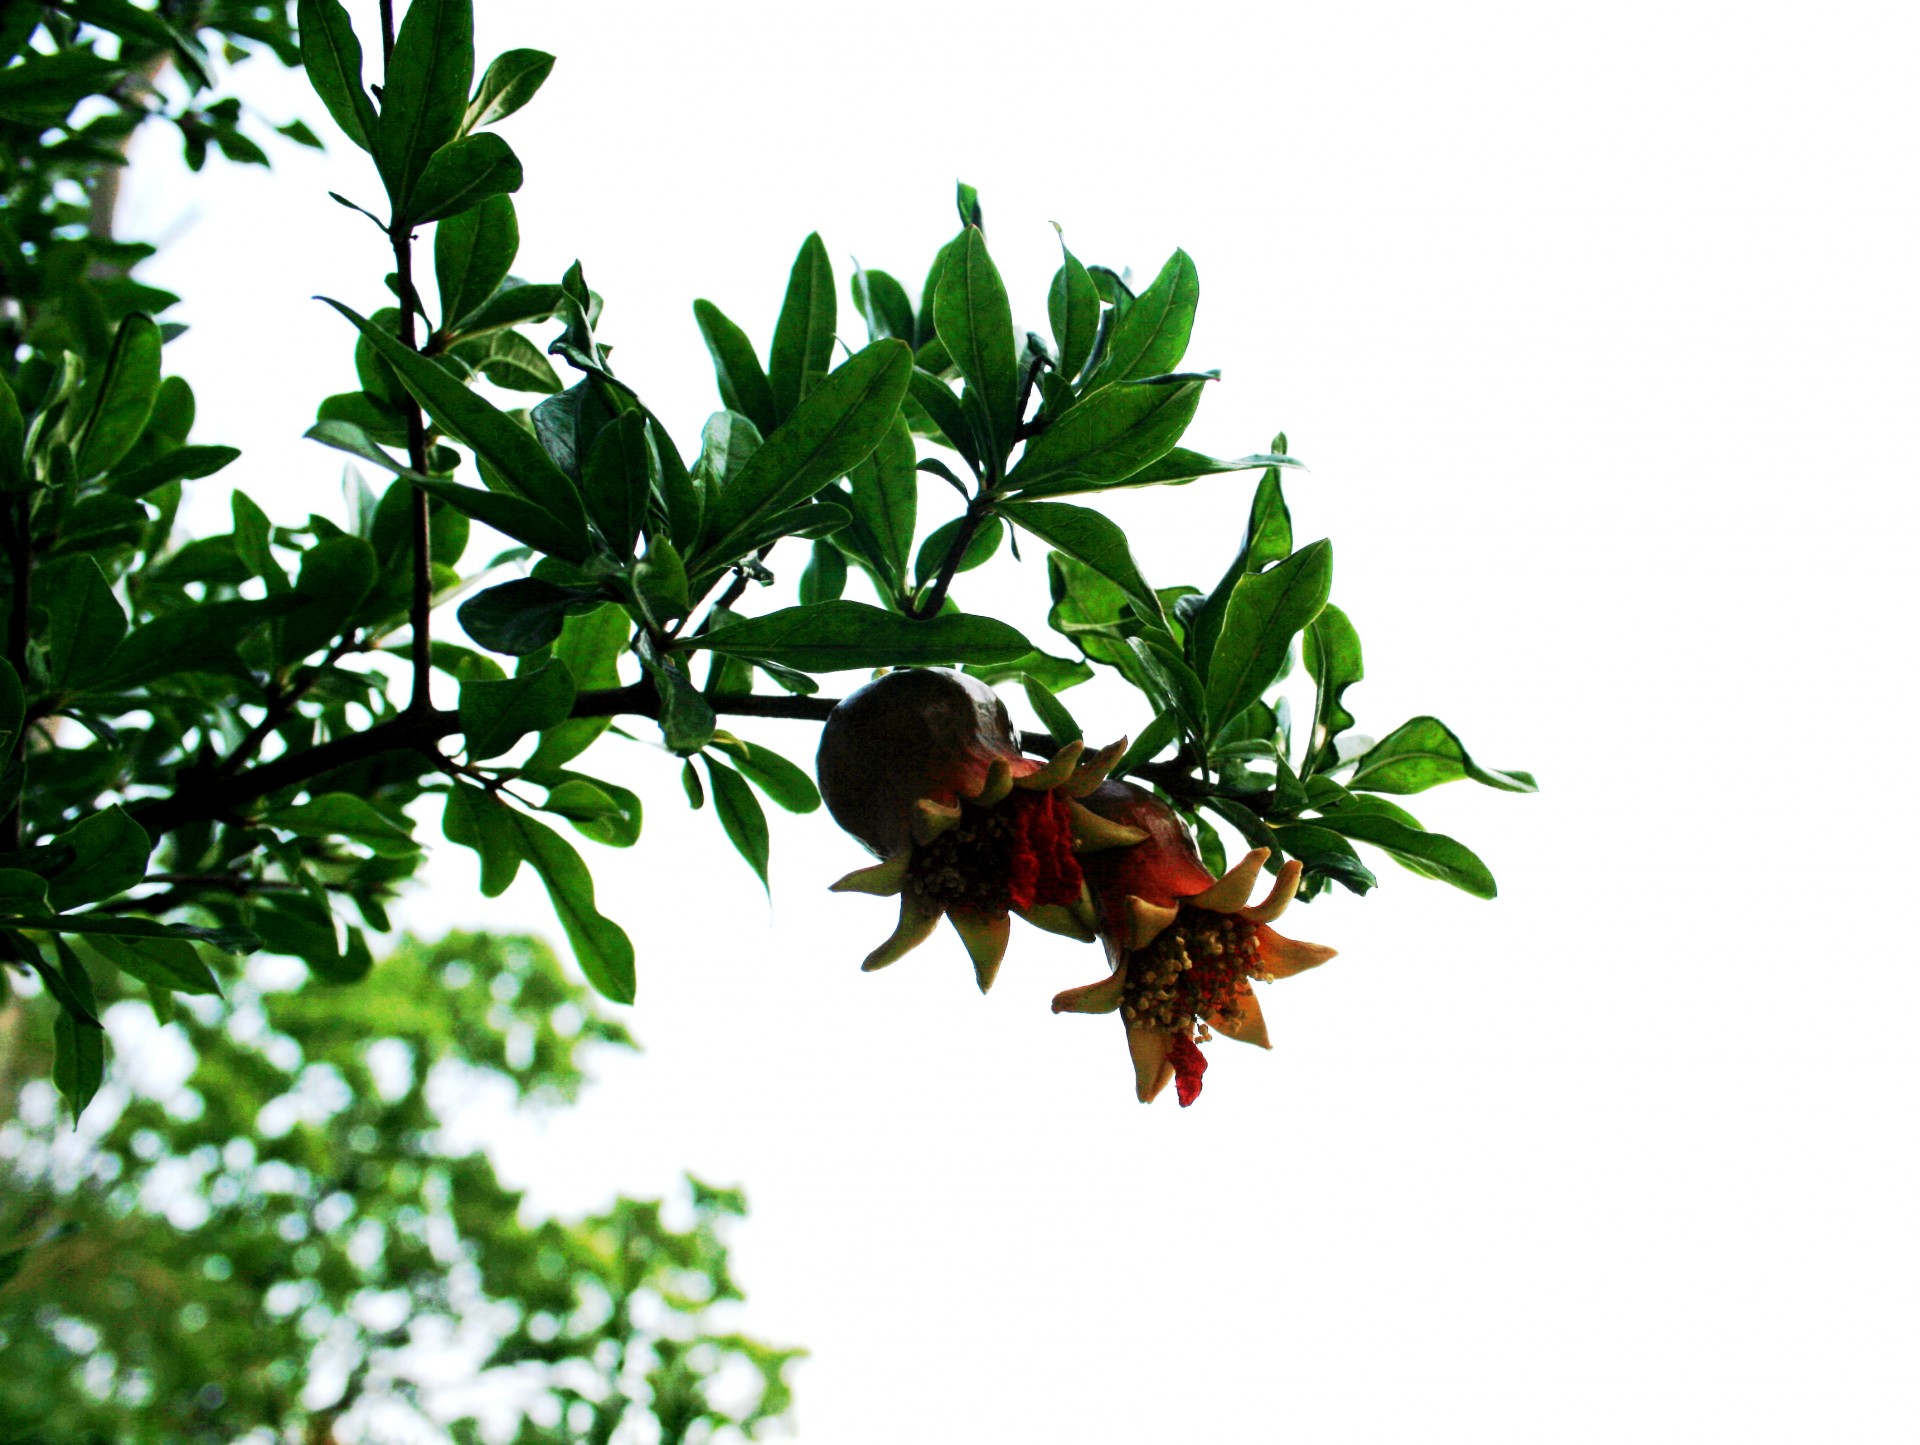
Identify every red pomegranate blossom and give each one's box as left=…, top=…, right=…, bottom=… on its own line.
left=1053, top=780, right=1338, bottom=1106
left=815, top=669, right=1144, bottom=991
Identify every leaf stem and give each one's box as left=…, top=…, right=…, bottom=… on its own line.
left=911, top=495, right=992, bottom=619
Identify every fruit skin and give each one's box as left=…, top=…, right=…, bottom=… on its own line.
left=816, top=669, right=1025, bottom=859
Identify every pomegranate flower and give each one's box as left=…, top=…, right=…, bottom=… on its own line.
left=1052, top=780, right=1337, bottom=1106
left=815, top=669, right=1145, bottom=991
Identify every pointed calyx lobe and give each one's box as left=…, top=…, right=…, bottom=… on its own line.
left=816, top=669, right=1131, bottom=991
left=1053, top=780, right=1337, bottom=1107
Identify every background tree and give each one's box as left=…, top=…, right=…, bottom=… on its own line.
left=0, top=930, right=798, bottom=1443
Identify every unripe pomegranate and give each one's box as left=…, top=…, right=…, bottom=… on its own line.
left=815, top=668, right=1139, bottom=991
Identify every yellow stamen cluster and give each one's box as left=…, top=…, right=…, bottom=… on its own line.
left=1121, top=906, right=1264, bottom=1038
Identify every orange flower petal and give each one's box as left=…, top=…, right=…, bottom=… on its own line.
left=1209, top=986, right=1272, bottom=1049
left=1127, top=1025, right=1175, bottom=1104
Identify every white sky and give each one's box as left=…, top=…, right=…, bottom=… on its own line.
left=115, top=2, right=1919, bottom=1441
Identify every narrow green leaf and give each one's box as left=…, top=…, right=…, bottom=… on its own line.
left=322, top=298, right=589, bottom=540
left=458, top=577, right=599, bottom=655
left=999, top=499, right=1162, bottom=626
left=962, top=647, right=1092, bottom=694
left=850, top=266, right=915, bottom=342
left=905, top=366, right=980, bottom=474
left=1346, top=716, right=1537, bottom=795
left=1002, top=379, right=1204, bottom=497
left=77, top=314, right=161, bottom=480
left=1089, top=248, right=1199, bottom=385
left=1315, top=803, right=1499, bottom=898
left=53, top=1004, right=104, bottom=1126
left=1303, top=603, right=1364, bottom=775
left=632, top=534, right=690, bottom=628
left=459, top=658, right=576, bottom=760
left=44, top=807, right=151, bottom=911
left=1023, top=674, right=1082, bottom=747
left=639, top=640, right=716, bottom=755
left=1204, top=540, right=1332, bottom=740
left=451, top=280, right=564, bottom=338
left=702, top=756, right=770, bottom=893
left=456, top=327, right=561, bottom=394
left=295, top=0, right=377, bottom=151
left=799, top=537, right=847, bottom=604
left=768, top=233, right=835, bottom=422
left=523, top=768, right=642, bottom=847
left=461, top=47, right=554, bottom=132
left=682, top=600, right=1030, bottom=672
left=264, top=793, right=420, bottom=857
left=91, top=931, right=221, bottom=996
left=503, top=807, right=634, bottom=1003
left=839, top=413, right=916, bottom=600
left=373, top=0, right=474, bottom=216
left=42, top=556, right=127, bottom=690
left=581, top=410, right=650, bottom=558
left=105, top=442, right=240, bottom=498
left=696, top=339, right=911, bottom=568
left=1047, top=238, right=1100, bottom=383
left=693, top=299, right=779, bottom=436
left=709, top=734, right=820, bottom=813
left=933, top=226, right=1018, bottom=463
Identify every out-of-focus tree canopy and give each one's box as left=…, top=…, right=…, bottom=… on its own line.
left=0, top=931, right=799, bottom=1444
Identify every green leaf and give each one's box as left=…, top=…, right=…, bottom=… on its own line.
left=632, top=535, right=690, bottom=629
left=850, top=266, right=915, bottom=343
left=322, top=299, right=590, bottom=540
left=709, top=734, right=820, bottom=813
left=1204, top=539, right=1332, bottom=740
left=639, top=639, right=715, bottom=755
left=1269, top=822, right=1377, bottom=895
left=505, top=807, right=634, bottom=1002
left=962, top=647, right=1091, bottom=694
left=0, top=371, right=23, bottom=492
left=0, top=50, right=121, bottom=125
left=455, top=578, right=594, bottom=654
left=955, top=180, right=983, bottom=229
left=1188, top=457, right=1295, bottom=675
left=35, top=935, right=99, bottom=1028
left=1346, top=716, right=1537, bottom=795
left=442, top=779, right=522, bottom=895
left=696, top=339, right=912, bottom=569
left=459, top=658, right=576, bottom=761
left=264, top=793, right=420, bottom=857
left=0, top=867, right=50, bottom=917
left=1047, top=237, right=1100, bottom=383
left=525, top=603, right=628, bottom=771
left=45, top=807, right=151, bottom=911
left=451, top=280, right=564, bottom=338
left=53, top=1001, right=105, bottom=1126
left=580, top=410, right=650, bottom=559
left=462, top=47, right=554, bottom=132
left=933, top=227, right=1018, bottom=463
left=693, top=299, right=779, bottom=437
left=91, top=930, right=222, bottom=996
left=799, top=538, right=847, bottom=604
left=279, top=535, right=377, bottom=662
left=768, top=233, right=835, bottom=422
left=1302, top=603, right=1363, bottom=775
left=1315, top=802, right=1498, bottom=898
left=999, top=500, right=1162, bottom=626
left=434, top=193, right=518, bottom=329
left=905, top=366, right=980, bottom=474
left=1131, top=634, right=1209, bottom=744
left=914, top=513, right=1002, bottom=588
left=1023, top=674, right=1082, bottom=747
left=296, top=0, right=378, bottom=151
left=1002, top=379, right=1204, bottom=497
left=523, top=768, right=642, bottom=847
left=455, top=327, right=561, bottom=394
left=1089, top=248, right=1198, bottom=386
left=646, top=417, right=704, bottom=555
left=408, top=474, right=591, bottom=565
left=702, top=756, right=769, bottom=893
left=42, top=556, right=128, bottom=691
left=0, top=660, right=20, bottom=766
left=373, top=0, right=474, bottom=216
left=1115, top=446, right=1296, bottom=492
left=682, top=600, right=1030, bottom=673
left=76, top=313, right=161, bottom=480
left=104, top=442, right=240, bottom=498
left=406, top=133, right=523, bottom=225
left=839, top=414, right=916, bottom=601
left=94, top=597, right=295, bottom=688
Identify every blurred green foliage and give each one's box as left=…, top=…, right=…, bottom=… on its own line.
left=0, top=930, right=799, bottom=1443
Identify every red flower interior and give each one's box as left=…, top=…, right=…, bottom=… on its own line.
left=909, top=786, right=1083, bottom=916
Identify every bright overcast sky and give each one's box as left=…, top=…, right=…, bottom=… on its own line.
left=117, top=2, right=1918, bottom=1441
